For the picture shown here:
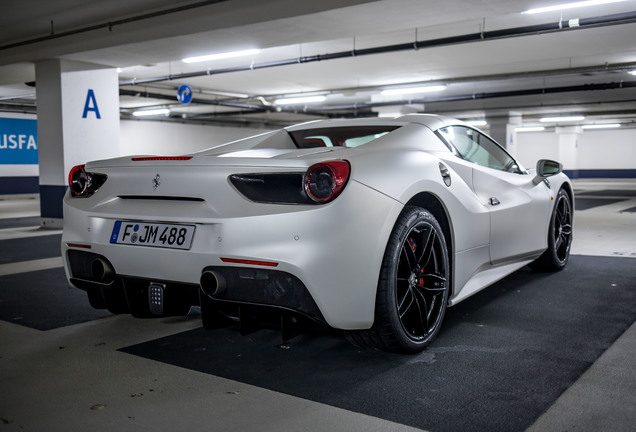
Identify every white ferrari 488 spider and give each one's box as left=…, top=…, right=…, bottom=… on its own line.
left=62, top=114, right=573, bottom=353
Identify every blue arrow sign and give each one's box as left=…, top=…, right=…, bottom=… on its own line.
left=177, top=84, right=193, bottom=104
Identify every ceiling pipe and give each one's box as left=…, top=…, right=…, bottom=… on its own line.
left=309, top=81, right=636, bottom=112
left=303, top=81, right=636, bottom=115
left=119, top=88, right=314, bottom=117
left=119, top=89, right=274, bottom=111
left=121, top=80, right=636, bottom=118
left=0, top=0, right=231, bottom=51
left=262, top=61, right=636, bottom=100
left=119, top=11, right=636, bottom=86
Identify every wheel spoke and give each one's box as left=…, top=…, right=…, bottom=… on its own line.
left=556, top=204, right=565, bottom=221
left=412, top=287, right=430, bottom=335
left=401, top=240, right=416, bottom=272
left=399, top=286, right=427, bottom=337
left=417, top=228, right=436, bottom=269
left=421, top=273, right=447, bottom=293
left=397, top=287, right=414, bottom=319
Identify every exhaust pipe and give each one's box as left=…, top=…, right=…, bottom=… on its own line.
left=200, top=270, right=226, bottom=297
left=91, top=258, right=114, bottom=283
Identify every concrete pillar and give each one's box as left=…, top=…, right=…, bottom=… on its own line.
left=556, top=126, right=582, bottom=178
left=487, top=111, right=521, bottom=152
left=35, top=60, right=120, bottom=228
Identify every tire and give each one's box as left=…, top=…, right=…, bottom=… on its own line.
left=531, top=188, right=573, bottom=271
left=347, top=206, right=450, bottom=353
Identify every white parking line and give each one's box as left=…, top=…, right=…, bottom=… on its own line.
left=0, top=257, right=64, bottom=277
left=0, top=226, right=62, bottom=241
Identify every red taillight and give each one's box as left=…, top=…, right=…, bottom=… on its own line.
left=221, top=257, right=279, bottom=267
left=68, top=165, right=107, bottom=198
left=131, top=156, right=193, bottom=161
left=68, top=164, right=88, bottom=197
left=304, top=160, right=350, bottom=203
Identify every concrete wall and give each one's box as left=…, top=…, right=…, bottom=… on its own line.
left=119, top=120, right=273, bottom=156
left=1, top=118, right=272, bottom=195
left=515, top=127, right=636, bottom=177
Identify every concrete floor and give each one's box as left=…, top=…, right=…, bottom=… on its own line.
left=0, top=179, right=634, bottom=431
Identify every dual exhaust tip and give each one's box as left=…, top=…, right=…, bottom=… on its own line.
left=90, top=258, right=114, bottom=283
left=200, top=270, right=226, bottom=297
left=90, top=258, right=225, bottom=297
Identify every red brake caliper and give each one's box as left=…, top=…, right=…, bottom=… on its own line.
left=408, top=237, right=426, bottom=288
left=407, top=237, right=416, bottom=253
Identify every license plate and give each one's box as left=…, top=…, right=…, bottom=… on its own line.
left=110, top=221, right=195, bottom=250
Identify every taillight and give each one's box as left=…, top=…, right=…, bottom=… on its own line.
left=68, top=164, right=107, bottom=198
left=304, top=160, right=350, bottom=203
left=69, top=165, right=88, bottom=197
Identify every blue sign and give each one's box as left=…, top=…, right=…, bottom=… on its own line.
left=0, top=118, right=38, bottom=164
left=177, top=84, right=193, bottom=104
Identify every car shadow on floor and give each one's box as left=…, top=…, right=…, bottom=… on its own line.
left=121, top=255, right=636, bottom=432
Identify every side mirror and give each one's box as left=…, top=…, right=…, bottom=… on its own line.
left=533, top=159, right=562, bottom=185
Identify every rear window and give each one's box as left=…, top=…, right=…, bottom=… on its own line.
left=289, top=126, right=399, bottom=149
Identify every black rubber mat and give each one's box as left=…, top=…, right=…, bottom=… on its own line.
left=575, top=198, right=626, bottom=211
left=121, top=256, right=636, bottom=432
left=0, top=267, right=111, bottom=330
left=0, top=234, right=62, bottom=264
left=0, top=217, right=42, bottom=229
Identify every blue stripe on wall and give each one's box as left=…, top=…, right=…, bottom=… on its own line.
left=39, top=185, right=66, bottom=219
left=2, top=168, right=633, bottom=205
left=564, top=169, right=636, bottom=179
left=0, top=176, right=39, bottom=194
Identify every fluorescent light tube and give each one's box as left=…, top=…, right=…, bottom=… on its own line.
left=183, top=48, right=261, bottom=64
left=274, top=95, right=326, bottom=105
left=381, top=85, right=446, bottom=96
left=132, top=108, right=170, bottom=117
left=523, top=0, right=628, bottom=14
left=540, top=115, right=585, bottom=123
left=582, top=123, right=621, bottom=129
left=466, top=120, right=488, bottom=127
left=516, top=126, right=546, bottom=132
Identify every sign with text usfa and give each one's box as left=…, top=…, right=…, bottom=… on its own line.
left=0, top=117, right=38, bottom=164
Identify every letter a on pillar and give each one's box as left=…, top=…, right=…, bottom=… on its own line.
left=82, top=89, right=101, bottom=119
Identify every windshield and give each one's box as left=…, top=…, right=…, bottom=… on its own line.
left=289, top=126, right=400, bottom=149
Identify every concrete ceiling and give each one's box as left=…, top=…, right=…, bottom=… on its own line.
left=1, top=0, right=636, bottom=129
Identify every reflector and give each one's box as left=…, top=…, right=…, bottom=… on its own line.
left=221, top=258, right=278, bottom=267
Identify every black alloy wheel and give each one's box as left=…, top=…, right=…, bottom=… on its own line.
left=532, top=188, right=573, bottom=271
left=553, top=190, right=573, bottom=264
left=347, top=206, right=450, bottom=353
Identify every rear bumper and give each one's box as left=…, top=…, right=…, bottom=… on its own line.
left=66, top=248, right=325, bottom=322
left=62, top=181, right=403, bottom=329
